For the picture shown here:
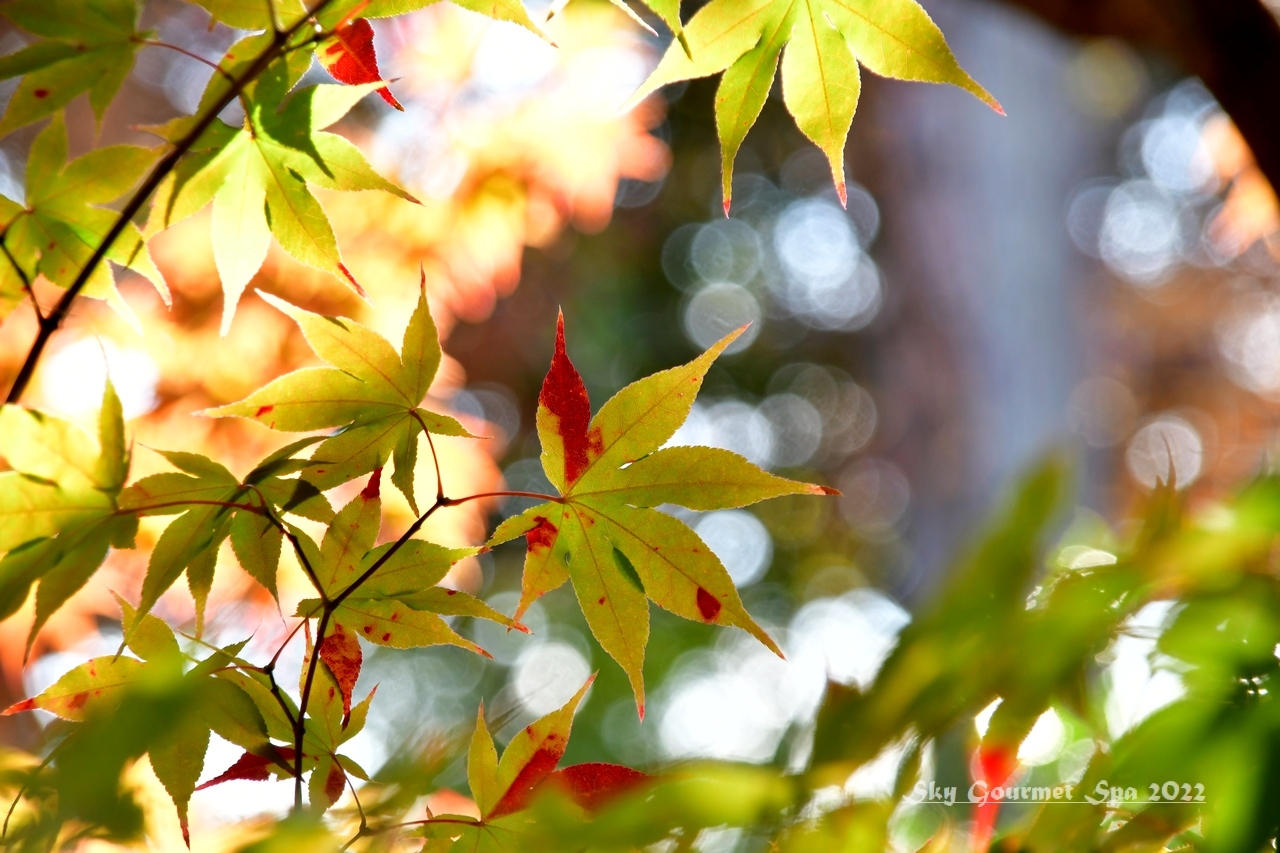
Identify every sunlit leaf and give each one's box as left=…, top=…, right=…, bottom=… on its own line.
left=205, top=287, right=473, bottom=507
left=628, top=0, right=999, bottom=209
left=0, top=0, right=145, bottom=136
left=0, top=113, right=167, bottom=317
left=316, top=18, right=404, bottom=110
left=491, top=314, right=832, bottom=712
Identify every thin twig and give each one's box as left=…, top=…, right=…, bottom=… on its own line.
left=293, top=606, right=332, bottom=809
left=139, top=39, right=235, bottom=83
left=339, top=773, right=369, bottom=851
left=122, top=499, right=267, bottom=515
left=259, top=661, right=300, bottom=728
left=445, top=490, right=563, bottom=506
left=412, top=409, right=445, bottom=503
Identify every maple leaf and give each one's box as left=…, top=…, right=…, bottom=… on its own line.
left=0, top=0, right=146, bottom=138
left=0, top=112, right=168, bottom=326
left=626, top=0, right=1001, bottom=211
left=205, top=284, right=472, bottom=512
left=317, top=18, right=405, bottom=111
left=118, top=438, right=335, bottom=632
left=0, top=384, right=137, bottom=653
left=415, top=677, right=649, bottom=850
left=141, top=48, right=418, bottom=331
left=488, top=313, right=835, bottom=713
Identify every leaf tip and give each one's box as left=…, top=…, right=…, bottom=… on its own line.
left=722, top=197, right=731, bottom=218
left=361, top=468, right=382, bottom=500
left=676, top=30, right=692, bottom=60
left=338, top=262, right=366, bottom=298
left=815, top=485, right=841, bottom=496
left=2, top=698, right=35, bottom=715
left=835, top=181, right=847, bottom=209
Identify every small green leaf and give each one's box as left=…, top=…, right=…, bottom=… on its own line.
left=149, top=711, right=210, bottom=845
left=468, top=705, right=501, bottom=816
left=137, top=505, right=232, bottom=629
left=211, top=138, right=271, bottom=335
left=230, top=510, right=284, bottom=601
left=114, top=593, right=181, bottom=662
left=197, top=677, right=271, bottom=753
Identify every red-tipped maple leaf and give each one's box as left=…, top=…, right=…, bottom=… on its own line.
left=489, top=312, right=835, bottom=715
left=196, top=746, right=297, bottom=791
left=317, top=19, right=404, bottom=111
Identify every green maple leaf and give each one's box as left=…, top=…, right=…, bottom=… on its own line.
left=204, top=285, right=472, bottom=512
left=142, top=54, right=416, bottom=331
left=292, top=471, right=523, bottom=657
left=626, top=0, right=1001, bottom=210
left=118, top=438, right=335, bottom=632
left=0, top=0, right=147, bottom=138
left=0, top=113, right=169, bottom=325
left=0, top=384, right=136, bottom=651
left=488, top=314, right=836, bottom=714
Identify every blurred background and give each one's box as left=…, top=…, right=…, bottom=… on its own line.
left=2, top=0, right=1280, bottom=845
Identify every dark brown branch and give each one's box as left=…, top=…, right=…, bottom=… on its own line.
left=996, top=0, right=1280, bottom=191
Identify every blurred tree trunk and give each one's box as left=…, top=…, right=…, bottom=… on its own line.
left=999, top=0, right=1280, bottom=189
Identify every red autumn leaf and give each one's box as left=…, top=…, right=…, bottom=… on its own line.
left=196, top=746, right=297, bottom=791
left=486, top=675, right=594, bottom=819
left=538, top=311, right=598, bottom=488
left=317, top=18, right=404, bottom=111
left=545, top=762, right=650, bottom=811
left=488, top=744, right=564, bottom=819
left=972, top=742, right=1018, bottom=852
left=319, top=622, right=363, bottom=723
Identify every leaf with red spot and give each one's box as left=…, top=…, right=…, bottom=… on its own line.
left=323, top=598, right=492, bottom=657
left=490, top=313, right=835, bottom=714
left=318, top=623, right=363, bottom=721
left=2, top=655, right=145, bottom=721
left=309, top=754, right=348, bottom=813
left=316, top=19, right=404, bottom=111
left=0, top=1, right=145, bottom=137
